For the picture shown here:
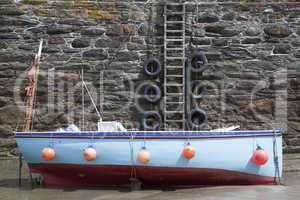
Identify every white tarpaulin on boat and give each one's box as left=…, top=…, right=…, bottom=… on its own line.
left=97, top=121, right=127, bottom=131
left=210, top=126, right=240, bottom=132
left=56, top=124, right=80, bottom=132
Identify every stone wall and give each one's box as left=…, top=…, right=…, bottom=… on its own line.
left=0, top=0, right=299, bottom=155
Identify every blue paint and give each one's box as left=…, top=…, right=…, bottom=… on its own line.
left=15, top=129, right=283, bottom=138
left=16, top=130, right=283, bottom=178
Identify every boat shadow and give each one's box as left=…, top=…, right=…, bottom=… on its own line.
left=0, top=178, right=221, bottom=192
left=0, top=178, right=33, bottom=191
left=0, top=178, right=132, bottom=192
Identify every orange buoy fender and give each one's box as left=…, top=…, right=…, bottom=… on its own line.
left=84, top=147, right=97, bottom=161
left=182, top=144, right=196, bottom=160
left=137, top=147, right=151, bottom=164
left=251, top=146, right=269, bottom=166
left=41, top=147, right=55, bottom=161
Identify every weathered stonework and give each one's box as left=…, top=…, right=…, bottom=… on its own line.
left=0, top=0, right=299, bottom=155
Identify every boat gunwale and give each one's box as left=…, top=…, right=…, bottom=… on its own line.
left=15, top=129, right=283, bottom=139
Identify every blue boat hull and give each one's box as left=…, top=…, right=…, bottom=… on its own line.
left=15, top=130, right=283, bottom=187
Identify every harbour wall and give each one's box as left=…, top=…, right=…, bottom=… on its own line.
left=0, top=0, right=299, bottom=155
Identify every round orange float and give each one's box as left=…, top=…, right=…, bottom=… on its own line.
left=84, top=147, right=97, bottom=161
left=251, top=146, right=269, bottom=166
left=182, top=143, right=196, bottom=160
left=137, top=147, right=150, bottom=164
left=41, top=147, right=55, bottom=161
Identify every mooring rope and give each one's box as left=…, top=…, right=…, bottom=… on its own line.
left=273, top=129, right=281, bottom=184
left=129, top=132, right=137, bottom=180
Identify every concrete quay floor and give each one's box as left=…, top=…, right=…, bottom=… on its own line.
left=0, top=154, right=299, bottom=200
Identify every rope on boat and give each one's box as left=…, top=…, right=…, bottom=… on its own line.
left=273, top=129, right=281, bottom=184
left=82, top=80, right=102, bottom=120
left=82, top=68, right=85, bottom=131
left=129, top=132, right=137, bottom=180
left=18, top=152, right=23, bottom=187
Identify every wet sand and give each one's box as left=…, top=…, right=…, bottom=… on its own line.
left=0, top=158, right=299, bottom=200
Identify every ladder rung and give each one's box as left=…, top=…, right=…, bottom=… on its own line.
left=165, top=111, right=184, bottom=114
left=166, top=21, right=184, bottom=24
left=165, top=57, right=184, bottom=60
left=165, top=83, right=183, bottom=86
left=166, top=3, right=184, bottom=6
left=166, top=48, right=184, bottom=50
left=166, top=102, right=184, bottom=104
left=166, top=93, right=183, bottom=96
left=166, top=54, right=184, bottom=57
left=166, top=66, right=183, bottom=68
left=165, top=74, right=184, bottom=77
left=166, top=30, right=184, bottom=33
left=165, top=120, right=184, bottom=122
left=166, top=38, right=183, bottom=41
left=166, top=39, right=184, bottom=42
left=166, top=12, right=184, bottom=15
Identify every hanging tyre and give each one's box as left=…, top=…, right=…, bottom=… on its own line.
left=190, top=52, right=208, bottom=73
left=142, top=111, right=161, bottom=130
left=144, top=83, right=161, bottom=103
left=143, top=58, right=161, bottom=77
left=190, top=80, right=207, bottom=99
left=188, top=108, right=207, bottom=129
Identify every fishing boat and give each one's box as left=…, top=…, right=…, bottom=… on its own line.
left=15, top=39, right=283, bottom=188
left=16, top=129, right=283, bottom=187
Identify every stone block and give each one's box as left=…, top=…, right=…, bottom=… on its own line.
left=198, top=13, right=219, bottom=23
left=192, top=38, right=211, bottom=46
left=0, top=33, right=19, bottom=39
left=273, top=44, right=292, bottom=54
left=47, top=25, right=78, bottom=35
left=242, top=37, right=262, bottom=44
left=0, top=41, right=8, bottom=49
left=95, top=37, right=120, bottom=48
left=212, top=38, right=228, bottom=46
left=83, top=49, right=108, bottom=60
left=264, top=25, right=292, bottom=38
left=245, top=27, right=261, bottom=36
left=222, top=12, right=236, bottom=21
left=116, top=50, right=139, bottom=62
left=72, top=38, right=90, bottom=48
left=0, top=7, right=25, bottom=16
left=0, top=51, right=34, bottom=63
left=81, top=27, right=106, bottom=36
left=48, top=36, right=65, bottom=44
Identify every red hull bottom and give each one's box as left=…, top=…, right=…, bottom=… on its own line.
left=29, top=164, right=276, bottom=187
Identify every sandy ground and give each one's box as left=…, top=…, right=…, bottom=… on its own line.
left=0, top=154, right=299, bottom=200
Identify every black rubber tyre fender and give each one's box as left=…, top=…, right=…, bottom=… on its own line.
left=190, top=52, right=208, bottom=73
left=142, top=111, right=161, bottom=130
left=143, top=58, right=161, bottom=77
left=189, top=80, right=207, bottom=99
left=188, top=108, right=207, bottom=129
left=144, top=83, right=161, bottom=103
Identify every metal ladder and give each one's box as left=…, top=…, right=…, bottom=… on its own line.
left=163, top=1, right=186, bottom=130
